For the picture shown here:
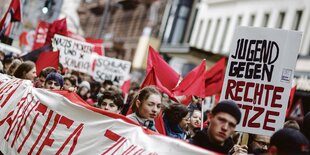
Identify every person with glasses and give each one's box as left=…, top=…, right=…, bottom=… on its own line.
left=248, top=134, right=270, bottom=154
left=163, top=103, right=190, bottom=139
left=189, top=100, right=243, bottom=154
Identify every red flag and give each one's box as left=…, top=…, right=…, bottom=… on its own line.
left=4, top=22, right=13, bottom=36
left=180, top=95, right=193, bottom=106
left=140, top=67, right=177, bottom=101
left=147, top=46, right=180, bottom=90
left=44, top=18, right=67, bottom=45
left=0, top=0, right=22, bottom=38
left=140, top=46, right=179, bottom=101
left=35, top=51, right=59, bottom=76
left=155, top=112, right=166, bottom=135
left=121, top=79, right=131, bottom=95
left=173, top=59, right=206, bottom=98
left=86, top=38, right=104, bottom=56
left=32, top=20, right=50, bottom=50
left=204, top=58, right=226, bottom=97
left=286, top=85, right=297, bottom=117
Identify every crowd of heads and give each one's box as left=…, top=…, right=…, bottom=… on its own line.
left=0, top=52, right=309, bottom=155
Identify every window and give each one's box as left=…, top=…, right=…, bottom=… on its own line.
left=262, top=13, right=270, bottom=27
left=210, top=19, right=221, bottom=50
left=187, top=8, right=198, bottom=42
left=249, top=14, right=255, bottom=26
left=292, top=10, right=303, bottom=30
left=237, top=15, right=242, bottom=26
left=194, top=19, right=203, bottom=45
left=219, top=17, right=230, bottom=52
left=276, top=12, right=286, bottom=28
left=202, top=19, right=212, bottom=48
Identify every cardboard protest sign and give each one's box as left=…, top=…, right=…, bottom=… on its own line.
left=52, top=34, right=94, bottom=74
left=93, top=55, right=131, bottom=85
left=0, top=74, right=216, bottom=155
left=220, top=27, right=302, bottom=136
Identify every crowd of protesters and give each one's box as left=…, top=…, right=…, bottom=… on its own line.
left=0, top=51, right=309, bottom=155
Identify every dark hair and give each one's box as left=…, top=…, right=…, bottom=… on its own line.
left=13, top=61, right=35, bottom=79
left=7, top=59, right=22, bottom=76
left=98, top=91, right=124, bottom=110
left=64, top=76, right=77, bottom=87
left=103, top=80, right=113, bottom=87
left=164, top=103, right=189, bottom=126
left=131, top=86, right=162, bottom=112
left=270, top=128, right=309, bottom=154
left=39, top=67, right=57, bottom=78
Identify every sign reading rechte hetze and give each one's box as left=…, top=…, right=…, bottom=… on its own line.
left=53, top=34, right=94, bottom=74
left=220, top=27, right=302, bottom=136
left=93, top=55, right=131, bottom=85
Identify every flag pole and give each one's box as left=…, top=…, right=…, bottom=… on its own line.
left=200, top=97, right=204, bottom=130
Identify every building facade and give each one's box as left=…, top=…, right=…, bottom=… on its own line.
left=190, top=0, right=310, bottom=56
left=191, top=0, right=310, bottom=114
left=78, top=0, right=167, bottom=63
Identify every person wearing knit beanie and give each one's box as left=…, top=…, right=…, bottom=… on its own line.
left=44, top=72, right=64, bottom=90
left=190, top=100, right=243, bottom=154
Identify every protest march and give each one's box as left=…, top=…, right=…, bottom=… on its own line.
left=1, top=0, right=310, bottom=154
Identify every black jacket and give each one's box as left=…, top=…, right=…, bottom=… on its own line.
left=189, top=128, right=234, bottom=154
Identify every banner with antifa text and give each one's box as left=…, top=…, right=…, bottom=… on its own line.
left=0, top=74, right=215, bottom=155
left=220, top=27, right=302, bottom=136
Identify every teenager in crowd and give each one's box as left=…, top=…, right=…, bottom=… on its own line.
left=268, top=128, right=309, bottom=155
left=13, top=61, right=37, bottom=82
left=6, top=59, right=21, bottom=76
left=62, top=75, right=78, bottom=92
left=121, top=81, right=140, bottom=115
left=34, top=67, right=57, bottom=88
left=248, top=134, right=270, bottom=154
left=190, top=100, right=244, bottom=154
left=3, top=56, right=13, bottom=74
left=187, top=109, right=202, bottom=139
left=97, top=91, right=124, bottom=114
left=284, top=119, right=300, bottom=130
left=163, top=103, right=190, bottom=139
left=77, top=80, right=91, bottom=100
left=43, top=72, right=64, bottom=90
left=100, top=80, right=113, bottom=92
left=127, top=86, right=162, bottom=132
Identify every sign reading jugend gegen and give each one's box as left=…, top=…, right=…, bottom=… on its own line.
left=221, top=27, right=302, bottom=136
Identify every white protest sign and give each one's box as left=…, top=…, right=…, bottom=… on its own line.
left=93, top=55, right=131, bottom=85
left=0, top=74, right=216, bottom=155
left=220, top=27, right=302, bottom=136
left=52, top=34, right=94, bottom=74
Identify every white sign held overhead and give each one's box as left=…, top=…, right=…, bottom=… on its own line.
left=52, top=34, right=94, bottom=74
left=93, top=55, right=131, bottom=85
left=220, top=27, right=302, bottom=136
